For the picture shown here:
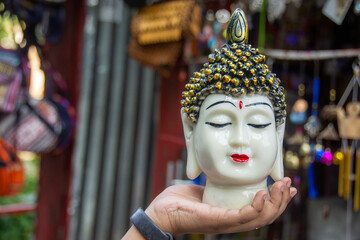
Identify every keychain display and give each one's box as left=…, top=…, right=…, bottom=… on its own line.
left=335, top=58, right=360, bottom=211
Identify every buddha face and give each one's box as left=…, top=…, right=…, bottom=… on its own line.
left=182, top=93, right=285, bottom=185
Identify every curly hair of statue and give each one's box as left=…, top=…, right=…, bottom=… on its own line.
left=181, top=9, right=286, bottom=126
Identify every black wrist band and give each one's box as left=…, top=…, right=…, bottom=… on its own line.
left=130, top=208, right=175, bottom=240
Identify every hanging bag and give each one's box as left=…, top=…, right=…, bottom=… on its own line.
left=0, top=66, right=76, bottom=153
left=0, top=48, right=26, bottom=113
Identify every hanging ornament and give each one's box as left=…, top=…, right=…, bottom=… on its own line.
left=354, top=149, right=360, bottom=211
left=299, top=136, right=311, bottom=168
left=305, top=116, right=322, bottom=138
left=287, top=127, right=305, bottom=145
left=322, top=0, right=353, bottom=25
left=337, top=59, right=360, bottom=139
left=355, top=0, right=360, bottom=15
left=305, top=62, right=321, bottom=139
left=320, top=103, right=338, bottom=120
left=318, top=122, right=340, bottom=141
left=249, top=0, right=263, bottom=13
left=337, top=102, right=360, bottom=139
left=267, top=0, right=287, bottom=22
left=320, top=60, right=338, bottom=121
left=215, top=9, right=230, bottom=23
left=299, top=139, right=311, bottom=156
left=343, top=146, right=352, bottom=200
left=336, top=58, right=360, bottom=211
left=320, top=149, right=334, bottom=165
left=290, top=62, right=308, bottom=124
left=335, top=149, right=345, bottom=196
left=308, top=160, right=318, bottom=198
left=290, top=98, right=308, bottom=124
left=284, top=150, right=300, bottom=170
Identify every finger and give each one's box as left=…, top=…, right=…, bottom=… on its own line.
left=235, top=190, right=267, bottom=224
left=290, top=187, right=297, bottom=198
left=269, top=180, right=285, bottom=209
left=251, top=190, right=268, bottom=212
left=283, top=177, right=292, bottom=189
left=278, top=180, right=291, bottom=213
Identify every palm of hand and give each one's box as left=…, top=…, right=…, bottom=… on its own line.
left=145, top=178, right=296, bottom=236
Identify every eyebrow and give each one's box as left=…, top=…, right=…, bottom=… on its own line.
left=206, top=101, right=236, bottom=110
left=245, top=102, right=273, bottom=109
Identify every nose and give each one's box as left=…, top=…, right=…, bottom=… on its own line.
left=229, top=123, right=249, bottom=147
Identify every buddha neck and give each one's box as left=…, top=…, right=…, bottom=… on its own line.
left=202, top=179, right=269, bottom=209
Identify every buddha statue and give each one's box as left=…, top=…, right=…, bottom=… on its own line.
left=180, top=8, right=286, bottom=209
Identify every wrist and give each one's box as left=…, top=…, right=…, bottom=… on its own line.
left=144, top=207, right=176, bottom=236
left=122, top=226, right=146, bottom=240
left=130, top=208, right=175, bottom=239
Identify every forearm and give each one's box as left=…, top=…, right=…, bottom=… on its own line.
left=122, top=226, right=146, bottom=240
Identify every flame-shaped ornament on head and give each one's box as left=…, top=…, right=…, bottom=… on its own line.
left=181, top=8, right=286, bottom=126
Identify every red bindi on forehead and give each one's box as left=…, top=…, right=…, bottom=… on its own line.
left=239, top=101, right=243, bottom=109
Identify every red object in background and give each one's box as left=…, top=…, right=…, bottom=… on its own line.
left=0, top=139, right=24, bottom=197
left=151, top=70, right=187, bottom=198
left=0, top=162, right=12, bottom=196
left=0, top=203, right=36, bottom=215
left=35, top=1, right=85, bottom=240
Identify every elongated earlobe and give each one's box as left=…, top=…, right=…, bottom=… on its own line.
left=181, top=108, right=202, bottom=180
left=270, top=120, right=286, bottom=181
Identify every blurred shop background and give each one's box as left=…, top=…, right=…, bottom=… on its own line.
left=0, top=0, right=360, bottom=239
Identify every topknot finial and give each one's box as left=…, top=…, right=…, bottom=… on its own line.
left=226, top=8, right=248, bottom=45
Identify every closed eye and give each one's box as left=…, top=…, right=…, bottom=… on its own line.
left=247, top=123, right=271, bottom=128
left=205, top=122, right=232, bottom=128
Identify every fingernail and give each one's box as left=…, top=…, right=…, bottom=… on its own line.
left=263, top=194, right=268, bottom=201
left=287, top=180, right=291, bottom=188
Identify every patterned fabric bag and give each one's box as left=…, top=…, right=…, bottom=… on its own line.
left=0, top=67, right=75, bottom=153
left=0, top=48, right=26, bottom=113
left=0, top=99, right=62, bottom=152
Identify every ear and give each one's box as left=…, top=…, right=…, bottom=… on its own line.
left=270, top=119, right=286, bottom=181
left=181, top=108, right=202, bottom=180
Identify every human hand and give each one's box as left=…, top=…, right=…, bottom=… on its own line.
left=145, top=177, right=297, bottom=236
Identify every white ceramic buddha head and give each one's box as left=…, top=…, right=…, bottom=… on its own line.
left=180, top=9, right=286, bottom=209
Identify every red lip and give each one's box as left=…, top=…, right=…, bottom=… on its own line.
left=231, top=154, right=249, bottom=163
